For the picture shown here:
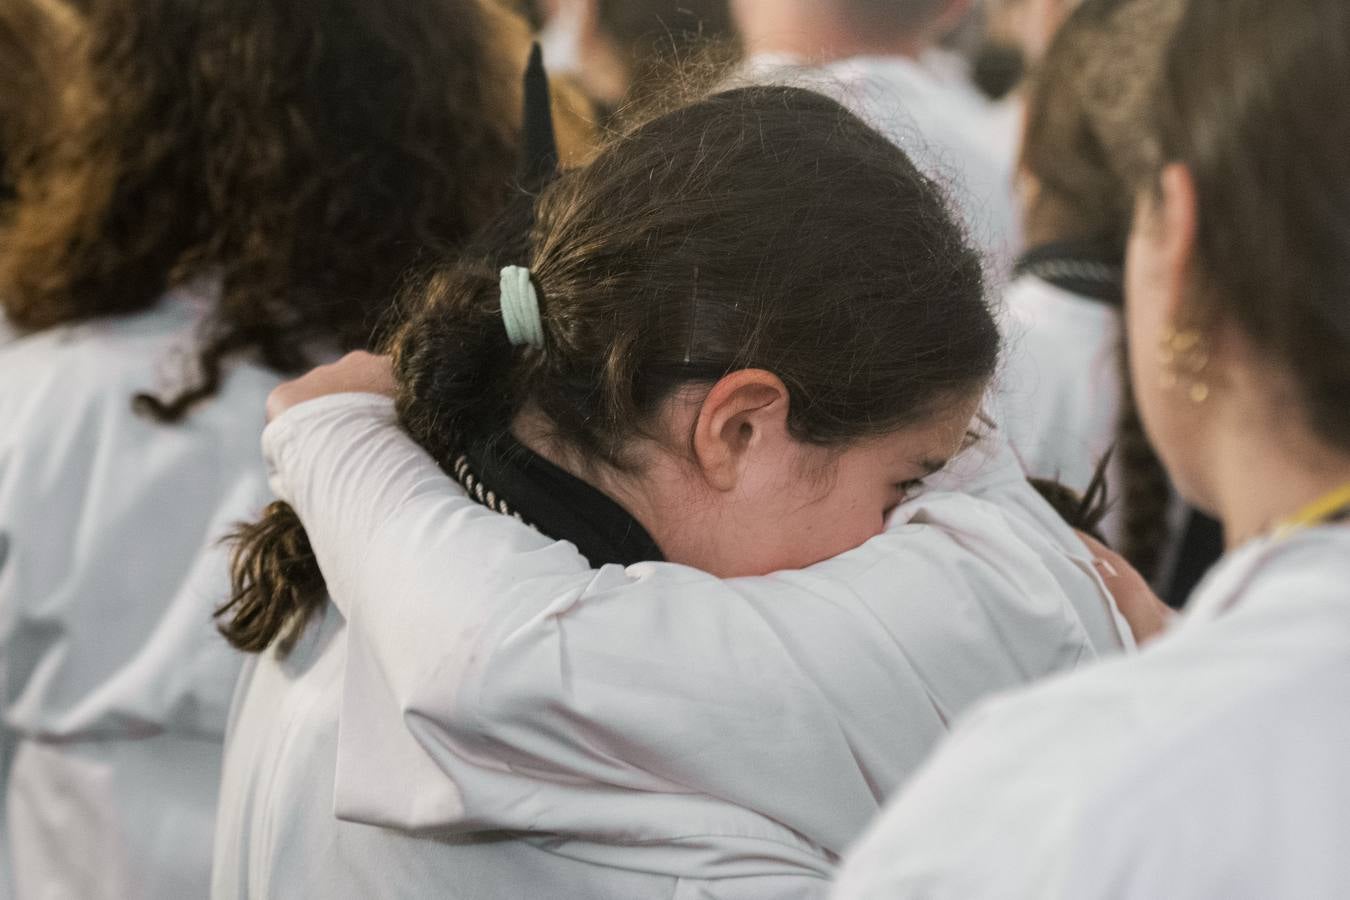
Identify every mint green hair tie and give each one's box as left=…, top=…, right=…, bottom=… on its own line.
left=498, top=265, right=545, bottom=349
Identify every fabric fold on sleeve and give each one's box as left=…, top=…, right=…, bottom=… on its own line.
left=261, top=394, right=1123, bottom=870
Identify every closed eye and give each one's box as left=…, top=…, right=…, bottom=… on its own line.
left=883, top=479, right=925, bottom=520
left=895, top=478, right=927, bottom=498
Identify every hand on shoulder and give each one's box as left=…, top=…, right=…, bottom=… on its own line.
left=1077, top=531, right=1175, bottom=645
left=266, top=351, right=396, bottom=422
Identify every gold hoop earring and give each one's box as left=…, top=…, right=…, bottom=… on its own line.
left=1159, top=325, right=1211, bottom=403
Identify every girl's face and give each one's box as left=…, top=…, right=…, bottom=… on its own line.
left=727, top=399, right=982, bottom=576
left=616, top=385, right=984, bottom=578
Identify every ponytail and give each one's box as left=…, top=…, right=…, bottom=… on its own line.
left=219, top=259, right=535, bottom=655
left=1029, top=453, right=1113, bottom=544
left=391, top=263, right=527, bottom=463
left=217, top=502, right=327, bottom=653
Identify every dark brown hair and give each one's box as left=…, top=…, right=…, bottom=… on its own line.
left=1149, top=0, right=1350, bottom=453
left=1019, top=0, right=1181, bottom=578
left=595, top=0, right=739, bottom=122
left=0, top=0, right=522, bottom=418
left=220, top=85, right=998, bottom=653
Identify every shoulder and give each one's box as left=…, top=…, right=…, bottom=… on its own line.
left=1226, top=526, right=1350, bottom=610
left=0, top=292, right=186, bottom=410
left=834, top=658, right=1141, bottom=897
left=1179, top=528, right=1350, bottom=674
left=837, top=537, right=1350, bottom=898
left=823, top=57, right=993, bottom=150
left=0, top=287, right=283, bottom=505
left=796, top=447, right=1125, bottom=688
left=0, top=285, right=279, bottom=430
left=999, top=276, right=1122, bottom=398
left=1004, top=275, right=1121, bottom=345
left=999, top=277, right=1123, bottom=479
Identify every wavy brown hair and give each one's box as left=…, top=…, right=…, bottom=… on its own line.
left=0, top=0, right=527, bottom=418
left=0, top=0, right=79, bottom=198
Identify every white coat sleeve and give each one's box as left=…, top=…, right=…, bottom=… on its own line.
left=264, top=395, right=1113, bottom=851
left=0, top=413, right=12, bottom=900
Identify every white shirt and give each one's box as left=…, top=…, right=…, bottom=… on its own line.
left=999, top=274, right=1123, bottom=531
left=833, top=524, right=1350, bottom=899
left=213, top=393, right=1129, bottom=898
left=741, top=53, right=1019, bottom=277
left=0, top=312, right=14, bottom=900
left=917, top=47, right=1023, bottom=179
left=0, top=286, right=281, bottom=899
left=997, top=274, right=1196, bottom=576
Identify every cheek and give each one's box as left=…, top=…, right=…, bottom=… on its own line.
left=700, top=482, right=885, bottom=576
left=767, top=484, right=887, bottom=571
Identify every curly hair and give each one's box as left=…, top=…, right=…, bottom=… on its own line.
left=0, top=0, right=529, bottom=419
left=0, top=0, right=80, bottom=198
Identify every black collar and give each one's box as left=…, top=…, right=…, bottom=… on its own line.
left=1014, top=240, right=1125, bottom=307
left=452, top=435, right=664, bottom=568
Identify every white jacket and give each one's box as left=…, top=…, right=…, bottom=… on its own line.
left=0, top=286, right=280, bottom=899
left=213, top=394, right=1129, bottom=898
left=834, top=525, right=1350, bottom=899
left=742, top=53, right=1019, bottom=277
left=997, top=273, right=1196, bottom=576
left=1000, top=274, right=1123, bottom=493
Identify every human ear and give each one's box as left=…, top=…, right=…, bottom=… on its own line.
left=690, top=369, right=790, bottom=492
left=1157, top=163, right=1201, bottom=325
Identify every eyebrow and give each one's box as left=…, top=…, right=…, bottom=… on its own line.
left=914, top=426, right=985, bottom=479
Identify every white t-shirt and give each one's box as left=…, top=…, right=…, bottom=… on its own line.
left=212, top=394, right=1129, bottom=898
left=998, top=273, right=1124, bottom=538
left=0, top=284, right=281, bottom=899
left=834, top=524, right=1350, bottom=899
left=742, top=52, right=1020, bottom=278
left=997, top=273, right=1197, bottom=581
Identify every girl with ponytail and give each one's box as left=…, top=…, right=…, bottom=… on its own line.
left=215, top=84, right=1130, bottom=899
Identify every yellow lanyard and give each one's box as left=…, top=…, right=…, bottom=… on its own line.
left=1273, top=482, right=1350, bottom=540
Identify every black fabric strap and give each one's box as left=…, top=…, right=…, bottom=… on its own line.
left=1014, top=240, right=1125, bottom=308
left=453, top=435, right=664, bottom=568
left=519, top=42, right=560, bottom=191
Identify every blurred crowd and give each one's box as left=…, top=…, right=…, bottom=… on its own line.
left=2, top=2, right=1348, bottom=898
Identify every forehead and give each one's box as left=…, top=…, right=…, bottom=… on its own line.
left=847, top=399, right=982, bottom=470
